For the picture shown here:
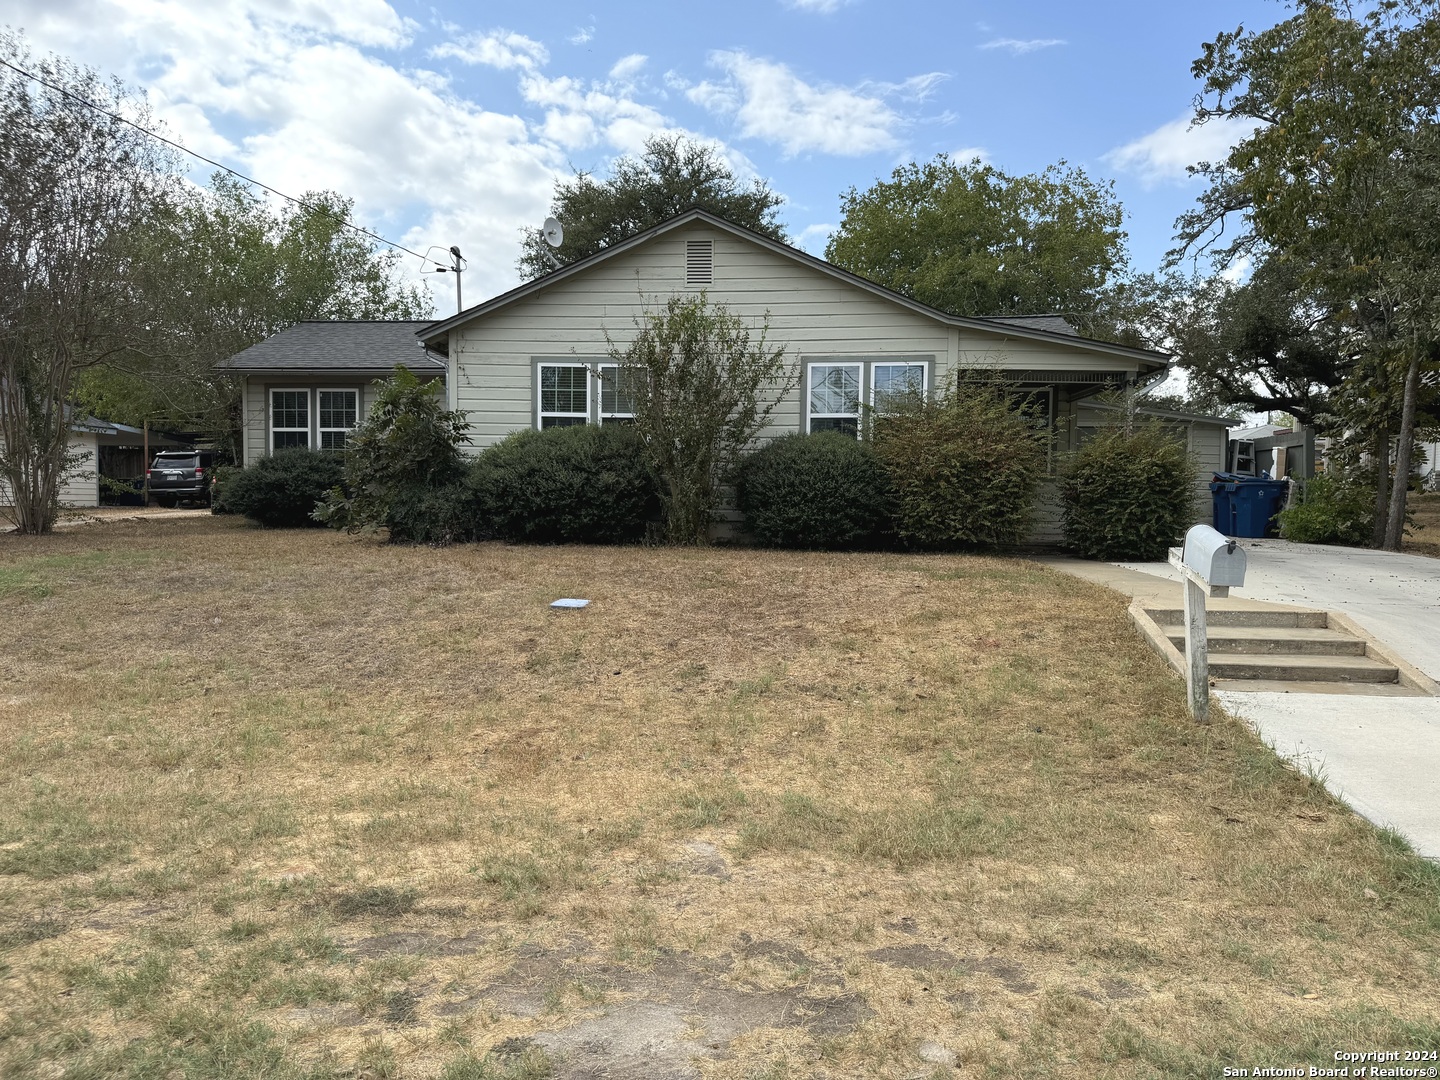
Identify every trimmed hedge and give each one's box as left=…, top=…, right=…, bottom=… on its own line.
left=736, top=433, right=894, bottom=549
left=468, top=423, right=658, bottom=544
left=221, top=448, right=345, bottom=528
left=1059, top=424, right=1195, bottom=560
left=872, top=387, right=1047, bottom=550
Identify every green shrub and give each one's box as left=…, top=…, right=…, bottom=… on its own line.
left=1277, top=473, right=1373, bottom=546
left=469, top=424, right=658, bottom=544
left=1059, top=424, right=1195, bottom=560
left=871, top=383, right=1047, bottom=550
left=736, top=433, right=894, bottom=549
left=316, top=367, right=470, bottom=539
left=222, top=449, right=345, bottom=528
left=385, top=484, right=484, bottom=545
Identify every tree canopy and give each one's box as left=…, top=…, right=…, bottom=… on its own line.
left=823, top=156, right=1129, bottom=322
left=518, top=135, right=786, bottom=279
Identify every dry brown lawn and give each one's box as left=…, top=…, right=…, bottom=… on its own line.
left=0, top=518, right=1437, bottom=1080
left=1406, top=492, right=1440, bottom=559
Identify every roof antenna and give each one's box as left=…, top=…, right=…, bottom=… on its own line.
left=541, top=217, right=565, bottom=269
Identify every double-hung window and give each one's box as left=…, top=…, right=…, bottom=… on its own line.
left=538, top=364, right=589, bottom=428
left=271, top=390, right=309, bottom=451
left=871, top=362, right=928, bottom=413
left=807, top=363, right=862, bottom=436
left=598, top=363, right=638, bottom=424
left=318, top=389, right=359, bottom=450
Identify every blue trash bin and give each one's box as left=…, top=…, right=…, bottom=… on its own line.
left=1210, top=475, right=1240, bottom=534
left=1230, top=478, right=1290, bottom=538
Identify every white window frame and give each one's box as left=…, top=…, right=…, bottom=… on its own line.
left=806, top=362, right=863, bottom=437
left=537, top=363, right=590, bottom=428
left=270, top=388, right=310, bottom=451
left=597, top=363, right=637, bottom=424
left=317, top=388, right=359, bottom=451
left=870, top=361, right=929, bottom=412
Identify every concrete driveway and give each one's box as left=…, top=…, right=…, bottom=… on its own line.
left=1095, top=541, right=1440, bottom=859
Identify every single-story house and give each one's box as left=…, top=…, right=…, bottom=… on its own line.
left=227, top=209, right=1230, bottom=543
left=219, top=320, right=445, bottom=464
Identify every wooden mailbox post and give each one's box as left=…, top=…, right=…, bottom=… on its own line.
left=1167, top=525, right=1248, bottom=723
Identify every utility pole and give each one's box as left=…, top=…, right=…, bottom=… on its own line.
left=430, top=246, right=464, bottom=315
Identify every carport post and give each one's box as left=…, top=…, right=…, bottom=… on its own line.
left=143, top=421, right=149, bottom=506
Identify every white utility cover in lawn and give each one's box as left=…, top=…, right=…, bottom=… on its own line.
left=1116, top=539, right=1440, bottom=858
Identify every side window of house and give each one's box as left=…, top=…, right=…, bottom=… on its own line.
left=598, top=364, right=638, bottom=424
left=318, top=390, right=359, bottom=450
left=539, top=364, right=589, bottom=428
left=271, top=390, right=309, bottom=450
left=807, top=363, right=862, bottom=436
left=1009, top=386, right=1055, bottom=432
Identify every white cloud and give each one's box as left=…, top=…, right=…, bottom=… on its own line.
left=608, top=53, right=647, bottom=82
left=796, top=222, right=836, bottom=252
left=979, top=37, right=1066, bottom=55
left=785, top=0, right=852, bottom=12
left=569, top=24, right=595, bottom=45
left=430, top=28, right=548, bottom=71
left=950, top=146, right=990, bottom=165
left=1103, top=112, right=1259, bottom=188
left=863, top=71, right=948, bottom=103
left=688, top=51, right=904, bottom=156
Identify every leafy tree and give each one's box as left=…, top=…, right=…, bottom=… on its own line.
left=315, top=367, right=469, bottom=538
left=0, top=34, right=182, bottom=534
left=518, top=135, right=786, bottom=279
left=78, top=174, right=432, bottom=455
left=1175, top=0, right=1440, bottom=549
left=606, top=294, right=796, bottom=545
left=824, top=156, right=1129, bottom=321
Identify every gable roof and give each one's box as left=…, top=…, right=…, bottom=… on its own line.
left=417, top=208, right=1167, bottom=370
left=220, top=321, right=445, bottom=372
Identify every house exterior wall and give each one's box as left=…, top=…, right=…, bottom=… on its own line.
left=0, top=433, right=99, bottom=509
left=450, top=222, right=1149, bottom=451
left=240, top=372, right=441, bottom=466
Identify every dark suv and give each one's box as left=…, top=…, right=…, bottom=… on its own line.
left=147, top=451, right=215, bottom=507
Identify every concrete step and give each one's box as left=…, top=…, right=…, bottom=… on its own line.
left=1145, top=608, right=1330, bottom=629
left=1160, top=624, right=1367, bottom=657
left=1206, top=652, right=1399, bottom=683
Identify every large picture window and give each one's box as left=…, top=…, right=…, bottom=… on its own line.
left=318, top=389, right=359, bottom=450
left=539, top=364, right=589, bottom=428
left=807, top=363, right=862, bottom=436
left=271, top=389, right=309, bottom=450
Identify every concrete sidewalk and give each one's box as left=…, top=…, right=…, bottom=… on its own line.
left=1039, top=548, right=1440, bottom=859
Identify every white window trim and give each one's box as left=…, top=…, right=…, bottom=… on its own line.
left=317, top=388, right=360, bottom=450
left=806, top=361, right=863, bottom=436
left=537, top=362, right=591, bottom=427
left=597, top=363, right=636, bottom=424
left=869, top=361, right=929, bottom=410
left=270, top=387, right=310, bottom=451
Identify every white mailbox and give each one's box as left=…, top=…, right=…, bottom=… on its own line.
left=1181, top=524, right=1247, bottom=588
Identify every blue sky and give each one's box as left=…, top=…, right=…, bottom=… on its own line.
left=13, top=0, right=1275, bottom=311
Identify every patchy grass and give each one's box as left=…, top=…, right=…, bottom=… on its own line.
left=0, top=518, right=1436, bottom=1079
left=1406, top=491, right=1440, bottom=558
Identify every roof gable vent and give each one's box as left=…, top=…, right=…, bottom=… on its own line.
left=685, top=239, right=713, bottom=285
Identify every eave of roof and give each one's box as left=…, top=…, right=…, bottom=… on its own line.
left=417, top=208, right=1169, bottom=369
left=1085, top=400, right=1236, bottom=425
left=219, top=320, right=444, bottom=372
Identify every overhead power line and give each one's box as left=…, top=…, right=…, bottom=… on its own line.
left=0, top=55, right=438, bottom=266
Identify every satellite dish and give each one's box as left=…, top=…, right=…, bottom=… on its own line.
left=542, top=217, right=564, bottom=248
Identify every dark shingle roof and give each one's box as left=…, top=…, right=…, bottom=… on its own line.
left=977, top=314, right=1079, bottom=337
left=219, top=321, right=443, bottom=371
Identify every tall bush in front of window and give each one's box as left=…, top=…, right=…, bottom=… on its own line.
left=223, top=448, right=345, bottom=528
left=736, top=433, right=895, bottom=549
left=315, top=367, right=473, bottom=542
left=607, top=294, right=798, bottom=545
left=468, top=424, right=659, bottom=544
left=1058, top=423, right=1195, bottom=560
left=871, top=379, right=1047, bottom=549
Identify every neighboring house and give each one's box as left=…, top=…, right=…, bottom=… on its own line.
left=226, top=210, right=1230, bottom=542
left=1, top=416, right=186, bottom=509
left=219, top=320, right=444, bottom=466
